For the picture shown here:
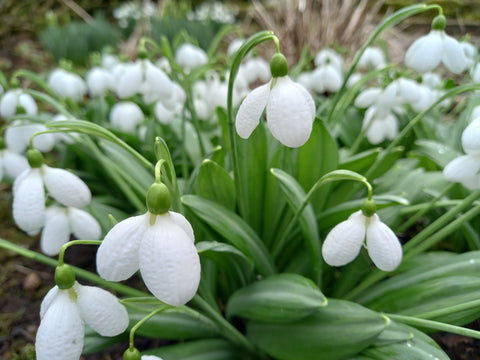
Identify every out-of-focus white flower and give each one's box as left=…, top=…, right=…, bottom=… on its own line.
left=461, top=41, right=477, bottom=68
left=310, top=64, right=343, bottom=93
left=240, top=57, right=271, bottom=85
left=101, top=53, right=120, bottom=69
left=236, top=75, right=316, bottom=147
left=96, top=210, right=201, bottom=306
left=175, top=43, right=209, bottom=72
left=50, top=114, right=77, bottom=144
left=422, top=72, right=442, bottom=88
left=5, top=120, right=55, bottom=153
left=227, top=38, right=245, bottom=57
left=142, top=356, right=164, bottom=360
left=86, top=67, right=115, bottom=97
left=13, top=152, right=91, bottom=235
left=116, top=59, right=173, bottom=104
left=0, top=89, right=38, bottom=118
left=322, top=210, right=402, bottom=271
left=444, top=117, right=480, bottom=189
left=0, top=140, right=29, bottom=181
left=357, top=47, right=387, bottom=70
left=361, top=106, right=399, bottom=144
left=405, top=15, right=468, bottom=74
left=109, top=101, right=144, bottom=132
left=36, top=282, right=128, bottom=360
left=40, top=205, right=101, bottom=256
left=346, top=72, right=363, bottom=89
left=314, top=48, right=343, bottom=72
left=48, top=69, right=87, bottom=102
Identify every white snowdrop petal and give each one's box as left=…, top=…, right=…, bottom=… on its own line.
left=4, top=122, right=31, bottom=153
left=116, top=62, right=142, bottom=98
left=2, top=150, right=29, bottom=179
left=144, top=61, right=173, bottom=100
left=96, top=213, right=148, bottom=281
left=42, top=165, right=91, bottom=207
left=68, top=208, right=102, bottom=240
left=0, top=90, right=19, bottom=118
left=354, top=88, right=382, bottom=108
left=442, top=34, right=469, bottom=74
left=18, top=93, right=38, bottom=115
left=139, top=215, right=201, bottom=306
left=405, top=32, right=443, bottom=73
left=154, top=101, right=175, bottom=124
left=41, top=207, right=70, bottom=256
left=74, top=283, right=129, bottom=336
left=40, top=286, right=60, bottom=319
left=142, top=356, right=164, bottom=360
left=35, top=290, right=84, bottom=360
left=12, top=169, right=45, bottom=234
left=322, top=211, right=366, bottom=267
left=366, top=215, right=403, bottom=271
left=110, top=101, right=144, bottom=132
left=266, top=77, right=315, bottom=147
left=462, top=117, right=480, bottom=154
left=443, top=155, right=480, bottom=189
left=382, top=113, right=399, bottom=141
left=235, top=82, right=271, bottom=139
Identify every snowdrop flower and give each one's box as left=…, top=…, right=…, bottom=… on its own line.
left=310, top=64, right=343, bottom=93
left=405, top=14, right=468, bottom=74
left=357, top=47, right=387, bottom=70
left=322, top=200, right=403, bottom=271
left=36, top=266, right=128, bottom=360
left=40, top=205, right=101, bottom=256
left=116, top=59, right=173, bottom=104
left=314, top=48, right=343, bottom=72
left=175, top=43, right=208, bottom=72
left=444, top=117, right=480, bottom=189
left=13, top=149, right=91, bottom=235
left=236, top=53, right=316, bottom=148
left=0, top=89, right=38, bottom=118
left=4, top=120, right=55, bottom=153
left=97, top=179, right=201, bottom=306
left=86, top=67, right=115, bottom=97
left=48, top=68, right=87, bottom=102
left=101, top=53, right=120, bottom=69
left=361, top=106, right=399, bottom=145
left=241, top=56, right=271, bottom=85
left=461, top=41, right=477, bottom=68
left=0, top=138, right=29, bottom=181
left=109, top=101, right=144, bottom=132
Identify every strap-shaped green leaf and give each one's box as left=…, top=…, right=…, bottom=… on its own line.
left=226, top=273, right=327, bottom=323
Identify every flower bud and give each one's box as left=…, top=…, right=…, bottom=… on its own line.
left=27, top=148, right=44, bottom=168
left=55, top=264, right=76, bottom=290
left=146, top=182, right=171, bottom=215
left=431, top=14, right=446, bottom=31
left=270, top=53, right=289, bottom=78
left=123, top=347, right=141, bottom=360
left=361, top=199, right=377, bottom=217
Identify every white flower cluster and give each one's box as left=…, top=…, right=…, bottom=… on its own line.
left=186, top=1, right=238, bottom=24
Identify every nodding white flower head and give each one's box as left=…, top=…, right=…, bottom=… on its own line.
left=361, top=106, right=399, bottom=145
left=116, top=59, right=173, bottom=104
left=36, top=275, right=128, bottom=360
left=322, top=201, right=403, bottom=272
left=97, top=182, right=201, bottom=306
left=86, top=67, right=115, bottom=97
left=421, top=72, right=442, bottom=89
left=13, top=149, right=91, bottom=235
left=154, top=82, right=185, bottom=125
left=40, top=205, right=101, bottom=256
left=0, top=89, right=38, bottom=118
left=174, top=43, right=208, bottom=72
left=314, top=48, right=343, bottom=72
left=48, top=68, right=87, bottom=102
left=0, top=138, right=29, bottom=182
left=357, top=47, right=387, bottom=70
left=405, top=14, right=468, bottom=74
left=310, top=64, right=343, bottom=93
left=444, top=117, right=480, bottom=189
left=4, top=120, right=56, bottom=153
left=109, top=101, right=144, bottom=132
left=461, top=41, right=477, bottom=68
left=235, top=53, right=316, bottom=148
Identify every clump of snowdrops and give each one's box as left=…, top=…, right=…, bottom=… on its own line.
left=2, top=3, right=480, bottom=359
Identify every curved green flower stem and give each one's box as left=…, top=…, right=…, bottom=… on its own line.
left=272, top=169, right=371, bottom=260
left=83, top=136, right=147, bottom=212
left=365, top=83, right=480, bottom=180
left=154, top=159, right=166, bottom=183
left=58, top=240, right=102, bottom=266
left=128, top=306, right=170, bottom=350
left=25, top=89, right=70, bottom=116
left=397, top=183, right=455, bottom=234
left=154, top=137, right=181, bottom=212
left=0, top=238, right=146, bottom=297
left=386, top=313, right=480, bottom=340
left=191, top=294, right=267, bottom=359
left=346, top=189, right=480, bottom=301
left=227, top=31, right=278, bottom=220
left=326, top=3, right=443, bottom=124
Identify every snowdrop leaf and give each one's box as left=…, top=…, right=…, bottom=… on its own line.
left=339, top=148, right=381, bottom=173
left=82, top=326, right=126, bottom=355
left=195, top=159, right=236, bottom=212
left=196, top=241, right=252, bottom=266
left=182, top=195, right=275, bottom=276
left=412, top=139, right=459, bottom=168
left=246, top=299, right=387, bottom=360
left=297, top=117, right=338, bottom=212
left=226, top=273, right=327, bottom=323
left=74, top=283, right=129, bottom=336
left=144, top=338, right=245, bottom=360
left=270, top=168, right=321, bottom=279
